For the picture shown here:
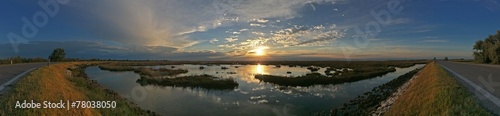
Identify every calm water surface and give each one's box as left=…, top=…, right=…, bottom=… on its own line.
left=85, top=64, right=425, bottom=116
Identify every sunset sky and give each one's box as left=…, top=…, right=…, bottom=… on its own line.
left=1, top=0, right=499, bottom=60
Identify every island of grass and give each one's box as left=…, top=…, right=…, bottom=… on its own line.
left=136, top=74, right=238, bottom=90
left=255, top=67, right=397, bottom=86
left=98, top=64, right=238, bottom=90
left=98, top=64, right=188, bottom=77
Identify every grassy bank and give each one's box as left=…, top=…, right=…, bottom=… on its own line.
left=328, top=67, right=422, bottom=115
left=385, top=62, right=491, bottom=115
left=0, top=62, right=157, bottom=115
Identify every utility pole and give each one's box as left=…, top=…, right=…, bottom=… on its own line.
left=48, top=57, right=51, bottom=66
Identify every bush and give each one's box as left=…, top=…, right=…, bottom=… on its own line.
left=473, top=30, right=500, bottom=64
left=49, top=48, right=66, bottom=62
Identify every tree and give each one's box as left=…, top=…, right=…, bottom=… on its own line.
left=49, top=48, right=66, bottom=62
left=473, top=30, right=500, bottom=64
left=444, top=57, right=449, bottom=61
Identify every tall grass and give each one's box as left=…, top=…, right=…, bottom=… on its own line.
left=384, top=62, right=491, bottom=115
left=98, top=64, right=188, bottom=78
left=137, top=74, right=238, bottom=90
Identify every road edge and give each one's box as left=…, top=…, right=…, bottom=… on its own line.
left=440, top=64, right=500, bottom=115
left=0, top=68, right=36, bottom=92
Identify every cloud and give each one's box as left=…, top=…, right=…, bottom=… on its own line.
left=216, top=24, right=344, bottom=56
left=414, top=29, right=432, bottom=33
left=420, top=39, right=449, bottom=43
left=66, top=0, right=340, bottom=50
left=225, top=37, right=238, bottom=42
left=424, top=36, right=438, bottom=39
left=68, top=0, right=215, bottom=49
left=239, top=29, right=249, bottom=32
left=249, top=18, right=269, bottom=23
left=251, top=31, right=266, bottom=36
left=232, top=31, right=241, bottom=35
left=295, top=30, right=344, bottom=46
left=213, top=0, right=339, bottom=20
left=250, top=23, right=266, bottom=27
left=271, top=24, right=344, bottom=46
left=389, top=18, right=411, bottom=25
left=0, top=41, right=229, bottom=60
left=0, top=0, right=350, bottom=60
left=209, top=38, right=219, bottom=44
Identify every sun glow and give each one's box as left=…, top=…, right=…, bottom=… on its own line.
left=253, top=46, right=268, bottom=56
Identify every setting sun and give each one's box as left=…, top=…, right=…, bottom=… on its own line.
left=253, top=46, right=268, bottom=56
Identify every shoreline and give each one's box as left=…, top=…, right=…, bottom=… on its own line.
left=371, top=69, right=423, bottom=115
left=384, top=62, right=491, bottom=115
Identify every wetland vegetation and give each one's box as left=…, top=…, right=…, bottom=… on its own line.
left=136, top=74, right=238, bottom=90
left=253, top=60, right=428, bottom=86
left=98, top=63, right=238, bottom=90
left=255, top=67, right=396, bottom=86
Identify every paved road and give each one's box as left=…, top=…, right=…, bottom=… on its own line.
left=0, top=63, right=47, bottom=92
left=438, top=61, right=500, bottom=114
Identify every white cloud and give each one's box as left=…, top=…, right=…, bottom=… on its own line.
left=250, top=23, right=266, bottom=27
left=239, top=28, right=249, bottom=32
left=226, top=37, right=239, bottom=42
left=313, top=25, right=325, bottom=30
left=213, top=0, right=339, bottom=20
left=210, top=38, right=219, bottom=44
left=217, top=24, right=344, bottom=56
left=389, top=18, right=411, bottom=25
left=65, top=0, right=343, bottom=59
left=420, top=39, right=448, bottom=43
left=250, top=18, right=269, bottom=23
left=232, top=31, right=241, bottom=35
left=69, top=0, right=340, bottom=49
left=251, top=31, right=266, bottom=36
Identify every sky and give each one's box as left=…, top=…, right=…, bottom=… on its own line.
left=1, top=0, right=499, bottom=61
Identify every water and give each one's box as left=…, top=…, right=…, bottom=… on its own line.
left=85, top=64, right=425, bottom=116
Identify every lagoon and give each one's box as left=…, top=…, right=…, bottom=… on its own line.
left=85, top=64, right=424, bottom=116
